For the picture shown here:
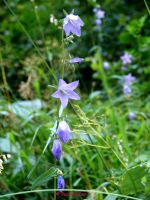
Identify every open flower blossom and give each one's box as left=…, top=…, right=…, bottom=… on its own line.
left=51, top=139, right=62, bottom=161
left=57, top=121, right=71, bottom=143
left=51, top=79, right=80, bottom=108
left=128, top=112, right=135, bottom=120
left=120, top=52, right=132, bottom=65
left=63, top=13, right=84, bottom=37
left=103, top=61, right=109, bottom=70
left=57, top=175, right=65, bottom=190
left=69, top=57, right=84, bottom=64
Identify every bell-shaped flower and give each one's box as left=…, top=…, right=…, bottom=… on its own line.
left=51, top=79, right=80, bottom=108
left=63, top=13, right=84, bottom=37
left=69, top=57, right=84, bottom=64
left=57, top=175, right=65, bottom=190
left=51, top=139, right=62, bottom=161
left=57, top=121, right=71, bottom=143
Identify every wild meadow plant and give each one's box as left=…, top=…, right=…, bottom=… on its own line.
left=49, top=11, right=83, bottom=192
left=1, top=1, right=150, bottom=199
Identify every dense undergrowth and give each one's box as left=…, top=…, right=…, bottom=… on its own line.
left=0, top=0, right=150, bottom=199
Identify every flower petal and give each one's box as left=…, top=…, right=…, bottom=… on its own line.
left=63, top=22, right=71, bottom=36
left=66, top=90, right=80, bottom=100
left=51, top=90, right=61, bottom=98
left=60, top=94, right=69, bottom=108
left=59, top=79, right=67, bottom=87
left=64, top=80, right=79, bottom=90
left=76, top=17, right=84, bottom=26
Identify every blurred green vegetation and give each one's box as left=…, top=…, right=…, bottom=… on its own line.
left=0, top=0, right=150, bottom=199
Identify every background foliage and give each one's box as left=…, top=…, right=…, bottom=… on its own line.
left=0, top=0, right=150, bottom=199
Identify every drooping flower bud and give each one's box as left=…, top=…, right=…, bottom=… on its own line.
left=128, top=112, right=135, bottom=120
left=51, top=139, right=62, bottom=161
left=57, top=175, right=65, bottom=190
left=57, top=121, right=71, bottom=143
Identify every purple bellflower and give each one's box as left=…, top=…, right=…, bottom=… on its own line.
left=57, top=121, right=71, bottom=143
left=103, top=61, right=109, bottom=70
left=123, top=73, right=135, bottom=95
left=124, top=73, right=135, bottom=85
left=96, top=19, right=102, bottom=25
left=57, top=175, right=65, bottom=190
left=123, top=84, right=132, bottom=95
left=69, top=57, right=84, bottom=64
left=63, top=14, right=84, bottom=37
left=51, top=79, right=80, bottom=108
left=120, top=52, right=132, bottom=65
left=128, top=112, right=135, bottom=120
left=51, top=139, right=62, bottom=161
left=96, top=10, right=105, bottom=19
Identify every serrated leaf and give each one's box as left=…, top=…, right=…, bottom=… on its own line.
left=120, top=165, right=147, bottom=195
left=32, top=167, right=56, bottom=189
left=126, top=16, right=147, bottom=37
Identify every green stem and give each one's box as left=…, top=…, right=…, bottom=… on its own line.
left=0, top=189, right=142, bottom=200
left=54, top=176, right=56, bottom=200
left=144, top=0, right=150, bottom=15
left=61, top=30, right=65, bottom=78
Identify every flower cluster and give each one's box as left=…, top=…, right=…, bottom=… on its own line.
left=123, top=73, right=135, bottom=95
left=0, top=154, right=11, bottom=174
left=63, top=13, right=84, bottom=64
left=51, top=79, right=80, bottom=189
left=51, top=79, right=80, bottom=188
left=50, top=12, right=83, bottom=190
left=93, top=7, right=105, bottom=26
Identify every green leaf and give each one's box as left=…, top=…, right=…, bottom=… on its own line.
left=120, top=165, right=147, bottom=195
left=126, top=16, right=147, bottom=37
left=31, top=167, right=56, bottom=189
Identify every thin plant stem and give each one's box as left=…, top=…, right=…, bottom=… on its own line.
left=61, top=30, right=65, bottom=78
left=144, top=0, right=150, bottom=15
left=0, top=52, right=10, bottom=100
left=0, top=189, right=143, bottom=200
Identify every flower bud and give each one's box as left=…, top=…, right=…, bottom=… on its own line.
left=51, top=139, right=62, bottom=161
left=57, top=121, right=71, bottom=143
left=57, top=175, right=65, bottom=190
